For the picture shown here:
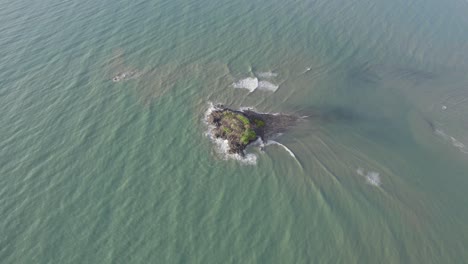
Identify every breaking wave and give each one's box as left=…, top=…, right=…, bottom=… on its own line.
left=265, top=140, right=297, bottom=159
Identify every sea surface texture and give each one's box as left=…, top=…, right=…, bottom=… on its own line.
left=1, top=0, right=468, bottom=263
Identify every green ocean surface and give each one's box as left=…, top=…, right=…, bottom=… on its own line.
left=1, top=0, right=468, bottom=263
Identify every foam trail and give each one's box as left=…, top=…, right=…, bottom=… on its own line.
left=233, top=77, right=258, bottom=92
left=258, top=81, right=279, bottom=92
left=257, top=71, right=278, bottom=78
left=299, top=67, right=312, bottom=74
left=434, top=129, right=449, bottom=139
left=434, top=128, right=468, bottom=154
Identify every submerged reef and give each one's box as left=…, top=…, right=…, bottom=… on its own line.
left=207, top=105, right=299, bottom=155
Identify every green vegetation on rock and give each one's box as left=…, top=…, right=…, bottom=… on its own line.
left=254, top=119, right=265, bottom=127
left=236, top=114, right=250, bottom=126
left=240, top=128, right=257, bottom=145
left=223, top=111, right=235, bottom=118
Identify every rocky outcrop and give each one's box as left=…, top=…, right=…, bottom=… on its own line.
left=208, top=105, right=299, bottom=155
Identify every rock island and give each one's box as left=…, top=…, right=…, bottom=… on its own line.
left=208, top=105, right=299, bottom=155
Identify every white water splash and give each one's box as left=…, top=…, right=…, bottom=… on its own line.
left=211, top=138, right=257, bottom=165
left=357, top=168, right=381, bottom=187
left=233, top=75, right=279, bottom=93
left=365, top=172, right=381, bottom=186
left=233, top=77, right=259, bottom=92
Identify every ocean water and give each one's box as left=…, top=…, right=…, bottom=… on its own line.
left=1, top=0, right=468, bottom=263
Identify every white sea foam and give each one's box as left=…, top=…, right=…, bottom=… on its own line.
left=233, top=76, right=279, bottom=93
left=250, top=137, right=265, bottom=147
left=239, top=106, right=256, bottom=111
left=365, top=171, right=381, bottom=186
left=233, top=77, right=259, bottom=92
left=203, top=102, right=219, bottom=124
left=239, top=106, right=282, bottom=116
left=211, top=137, right=257, bottom=165
left=257, top=71, right=278, bottom=78
left=258, top=81, right=279, bottom=92
left=356, top=168, right=381, bottom=187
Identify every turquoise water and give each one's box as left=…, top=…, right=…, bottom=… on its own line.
left=1, top=0, right=468, bottom=263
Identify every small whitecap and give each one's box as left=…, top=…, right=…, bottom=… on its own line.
left=356, top=168, right=381, bottom=187
left=365, top=171, right=381, bottom=186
